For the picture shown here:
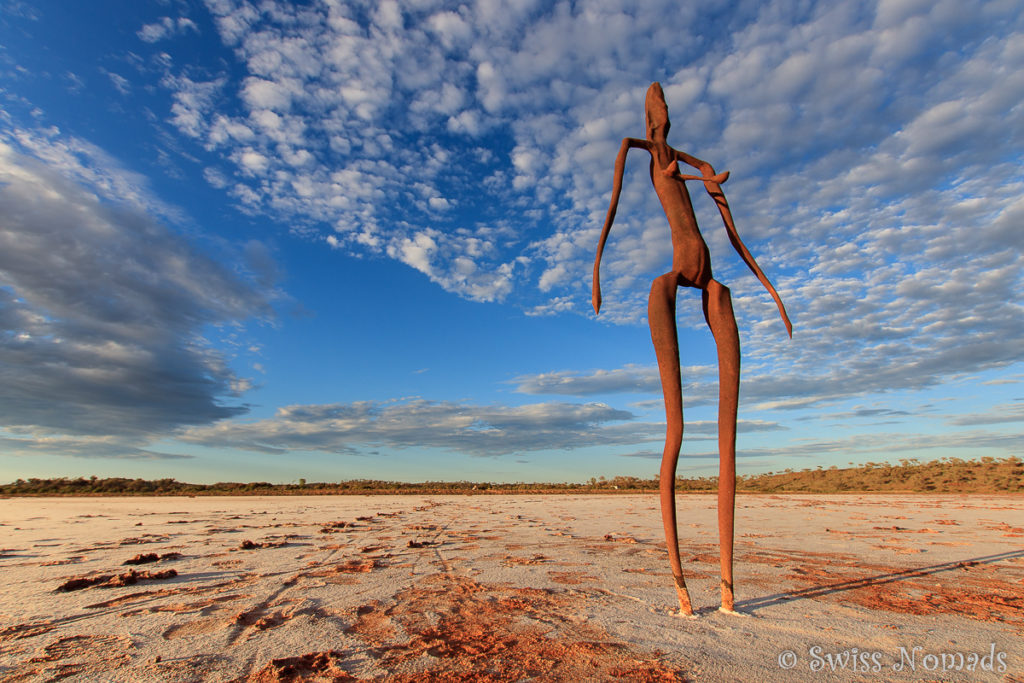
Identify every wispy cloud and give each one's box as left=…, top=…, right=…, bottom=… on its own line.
left=512, top=364, right=668, bottom=396
left=180, top=398, right=656, bottom=457
left=0, top=133, right=276, bottom=437
left=510, top=352, right=1024, bottom=414
left=0, top=435, right=193, bottom=460
left=946, top=402, right=1024, bottom=426
left=178, top=399, right=791, bottom=459
left=681, top=429, right=1024, bottom=461
left=137, top=16, right=198, bottom=43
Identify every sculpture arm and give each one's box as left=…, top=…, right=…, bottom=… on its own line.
left=593, top=137, right=648, bottom=315
left=702, top=175, right=794, bottom=338
left=671, top=148, right=716, bottom=176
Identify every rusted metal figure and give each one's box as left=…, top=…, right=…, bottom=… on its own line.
left=592, top=82, right=792, bottom=615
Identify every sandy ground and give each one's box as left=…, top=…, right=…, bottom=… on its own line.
left=0, top=493, right=1022, bottom=682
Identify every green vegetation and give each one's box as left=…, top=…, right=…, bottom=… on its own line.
left=735, top=456, right=1024, bottom=493
left=1, top=457, right=1020, bottom=497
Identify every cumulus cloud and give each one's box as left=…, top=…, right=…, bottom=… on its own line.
left=0, top=134, right=276, bottom=438
left=163, top=74, right=226, bottom=139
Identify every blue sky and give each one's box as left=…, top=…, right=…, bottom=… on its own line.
left=0, top=0, right=1021, bottom=484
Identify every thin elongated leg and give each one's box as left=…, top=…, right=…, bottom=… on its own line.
left=703, top=280, right=740, bottom=612
left=648, top=272, right=692, bottom=615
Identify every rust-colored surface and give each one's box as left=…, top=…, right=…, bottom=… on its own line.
left=336, top=573, right=685, bottom=682
left=235, top=572, right=686, bottom=681
left=593, top=82, right=792, bottom=614
left=733, top=546, right=1024, bottom=629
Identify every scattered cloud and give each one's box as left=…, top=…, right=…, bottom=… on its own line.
left=102, top=69, right=132, bottom=95
left=6, top=0, right=1020, bottom=470
left=138, top=0, right=1024, bottom=427
left=138, top=16, right=199, bottom=43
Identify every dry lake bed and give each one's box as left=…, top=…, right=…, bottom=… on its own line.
left=1, top=494, right=1022, bottom=682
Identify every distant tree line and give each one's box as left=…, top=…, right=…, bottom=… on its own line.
left=1, top=456, right=1020, bottom=496
left=735, top=456, right=1023, bottom=493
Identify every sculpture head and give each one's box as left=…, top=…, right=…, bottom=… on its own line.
left=645, top=82, right=670, bottom=142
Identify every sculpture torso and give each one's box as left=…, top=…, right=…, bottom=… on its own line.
left=648, top=142, right=713, bottom=288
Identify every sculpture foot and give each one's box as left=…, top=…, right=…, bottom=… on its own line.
left=674, top=575, right=694, bottom=617
left=720, top=579, right=734, bottom=612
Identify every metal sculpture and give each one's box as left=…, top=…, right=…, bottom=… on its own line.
left=592, top=82, right=792, bottom=615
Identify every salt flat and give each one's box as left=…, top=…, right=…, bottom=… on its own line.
left=0, top=494, right=1022, bottom=682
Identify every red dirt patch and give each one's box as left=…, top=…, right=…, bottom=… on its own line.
left=503, top=554, right=549, bottom=566
left=746, top=548, right=1024, bottom=627
left=233, top=609, right=288, bottom=631
left=40, top=557, right=86, bottom=566
left=336, top=572, right=686, bottom=681
left=235, top=650, right=357, bottom=682
left=335, top=558, right=386, bottom=573
left=0, top=622, right=55, bottom=641
left=347, top=601, right=396, bottom=640
left=1, top=634, right=136, bottom=682
left=547, top=571, right=599, bottom=585
left=124, top=552, right=182, bottom=565
left=239, top=540, right=288, bottom=550
left=603, top=534, right=640, bottom=543
left=56, top=568, right=178, bottom=592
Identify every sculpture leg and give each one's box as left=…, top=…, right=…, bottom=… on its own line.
left=703, top=280, right=740, bottom=612
left=648, top=273, right=692, bottom=615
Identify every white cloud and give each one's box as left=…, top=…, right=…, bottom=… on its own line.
left=238, top=148, right=270, bottom=174
left=241, top=77, right=294, bottom=111
left=428, top=10, right=472, bottom=50
left=512, top=364, right=713, bottom=398
left=203, top=166, right=230, bottom=188
left=163, top=74, right=226, bottom=139
left=391, top=230, right=438, bottom=275
left=103, top=70, right=131, bottom=95
left=138, top=16, right=199, bottom=43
